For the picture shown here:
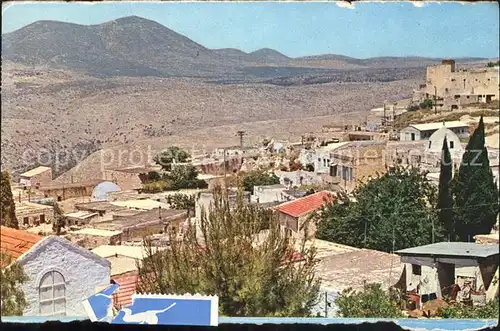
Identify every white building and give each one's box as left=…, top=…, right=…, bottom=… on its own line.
left=1, top=226, right=110, bottom=317
left=299, top=142, right=350, bottom=174
left=425, top=125, right=463, bottom=155
left=19, top=166, right=53, bottom=188
left=252, top=184, right=287, bottom=204
left=400, top=121, right=469, bottom=141
left=397, top=242, right=499, bottom=306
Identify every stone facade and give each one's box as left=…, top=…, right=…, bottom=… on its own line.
left=19, top=167, right=53, bottom=188
left=15, top=201, right=54, bottom=228
left=38, top=182, right=100, bottom=201
left=414, top=60, right=499, bottom=111
left=18, top=236, right=110, bottom=316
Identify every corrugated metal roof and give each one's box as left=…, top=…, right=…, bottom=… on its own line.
left=112, top=270, right=139, bottom=308
left=409, top=121, right=469, bottom=132
left=20, top=166, right=51, bottom=177
left=111, top=199, right=170, bottom=210
left=396, top=242, right=499, bottom=258
left=65, top=211, right=99, bottom=219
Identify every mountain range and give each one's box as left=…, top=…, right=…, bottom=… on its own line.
left=2, top=15, right=489, bottom=79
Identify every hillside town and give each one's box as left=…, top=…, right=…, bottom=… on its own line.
left=1, top=58, right=499, bottom=321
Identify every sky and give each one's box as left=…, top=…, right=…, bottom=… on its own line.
left=2, top=1, right=499, bottom=59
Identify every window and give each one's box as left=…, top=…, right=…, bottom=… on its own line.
left=412, top=264, right=422, bottom=276
left=449, top=141, right=454, bottom=149
left=330, top=165, right=338, bottom=177
left=23, top=217, right=29, bottom=225
left=39, top=271, right=66, bottom=316
left=40, top=214, right=45, bottom=223
left=428, top=141, right=432, bottom=149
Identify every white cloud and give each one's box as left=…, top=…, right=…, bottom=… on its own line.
left=335, top=1, right=356, bottom=10
left=412, top=2, right=426, bottom=8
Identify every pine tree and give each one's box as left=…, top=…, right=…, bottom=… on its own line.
left=1, top=252, right=28, bottom=316
left=437, top=137, right=454, bottom=241
left=0, top=171, right=19, bottom=229
left=453, top=116, right=499, bottom=241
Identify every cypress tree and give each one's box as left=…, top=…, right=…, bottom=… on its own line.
left=437, top=136, right=454, bottom=241
left=453, top=116, right=499, bottom=241
left=0, top=171, right=19, bottom=229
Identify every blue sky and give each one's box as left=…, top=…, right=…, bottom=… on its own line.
left=2, top=2, right=499, bottom=59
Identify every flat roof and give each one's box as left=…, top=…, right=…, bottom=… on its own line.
left=20, top=166, right=51, bottom=178
left=75, top=201, right=129, bottom=213
left=409, top=121, right=469, bottom=132
left=396, top=242, right=499, bottom=258
left=65, top=211, right=99, bottom=219
left=39, top=180, right=101, bottom=190
left=110, top=199, right=170, bottom=210
left=91, top=245, right=167, bottom=260
left=69, top=228, right=122, bottom=237
left=96, top=208, right=187, bottom=230
left=15, top=201, right=53, bottom=213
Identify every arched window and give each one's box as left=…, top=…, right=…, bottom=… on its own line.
left=39, top=271, right=66, bottom=316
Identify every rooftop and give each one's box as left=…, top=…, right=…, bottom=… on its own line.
left=409, top=121, right=469, bottom=132
left=20, top=166, right=51, bottom=178
left=0, top=226, right=43, bottom=260
left=75, top=201, right=129, bottom=213
left=92, top=244, right=166, bottom=260
left=15, top=201, right=53, bottom=213
left=112, top=270, right=139, bottom=308
left=110, top=199, right=170, bottom=210
left=39, top=180, right=102, bottom=190
left=396, top=242, right=499, bottom=258
left=317, top=248, right=403, bottom=293
left=277, top=191, right=334, bottom=218
left=65, top=211, right=99, bottom=219
left=69, top=228, right=122, bottom=237
left=96, top=208, right=187, bottom=231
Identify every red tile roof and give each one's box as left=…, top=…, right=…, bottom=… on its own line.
left=277, top=191, right=335, bottom=218
left=0, top=226, right=43, bottom=260
left=112, top=271, right=139, bottom=308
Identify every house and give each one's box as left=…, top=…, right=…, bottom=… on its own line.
left=15, top=201, right=54, bottom=228
left=64, top=211, right=100, bottom=226
left=474, top=233, right=500, bottom=245
left=252, top=184, right=287, bottom=204
left=399, top=121, right=469, bottom=141
left=110, top=199, right=170, bottom=211
left=65, top=228, right=123, bottom=249
left=0, top=226, right=110, bottom=317
left=19, top=166, right=52, bottom=188
left=92, top=208, right=188, bottom=241
left=38, top=181, right=102, bottom=201
left=396, top=242, right=499, bottom=307
left=276, top=191, right=335, bottom=238
left=327, top=141, right=388, bottom=193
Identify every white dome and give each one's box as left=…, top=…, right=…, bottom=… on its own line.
left=91, top=181, right=121, bottom=201
left=425, top=125, right=462, bottom=154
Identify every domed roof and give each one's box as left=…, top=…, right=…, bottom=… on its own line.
left=91, top=181, right=121, bottom=201
left=425, top=124, right=462, bottom=154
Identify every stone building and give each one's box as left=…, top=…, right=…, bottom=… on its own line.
left=15, top=201, right=54, bottom=228
left=327, top=142, right=388, bottom=193
left=38, top=181, right=102, bottom=201
left=102, top=166, right=158, bottom=191
left=413, top=59, right=499, bottom=111
left=19, top=166, right=53, bottom=188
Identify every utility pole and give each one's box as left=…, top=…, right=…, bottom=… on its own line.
left=324, top=292, right=328, bottom=317
left=236, top=131, right=246, bottom=149
left=431, top=215, right=435, bottom=243
left=383, top=102, right=386, bottom=126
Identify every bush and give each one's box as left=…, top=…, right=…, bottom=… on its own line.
left=419, top=99, right=434, bottom=110
left=437, top=298, right=499, bottom=319
left=407, top=105, right=420, bottom=112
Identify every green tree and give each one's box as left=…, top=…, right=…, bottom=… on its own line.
left=242, top=171, right=280, bottom=192
left=167, top=165, right=208, bottom=190
left=38, top=200, right=66, bottom=235
left=419, top=99, right=434, bottom=110
left=317, top=166, right=441, bottom=253
left=0, top=252, right=28, bottom=316
left=438, top=298, right=499, bottom=319
left=437, top=137, right=455, bottom=241
left=167, top=193, right=196, bottom=213
left=335, top=282, right=404, bottom=318
left=137, top=186, right=320, bottom=317
left=453, top=116, right=499, bottom=241
left=154, top=146, right=191, bottom=171
left=0, top=171, right=19, bottom=229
